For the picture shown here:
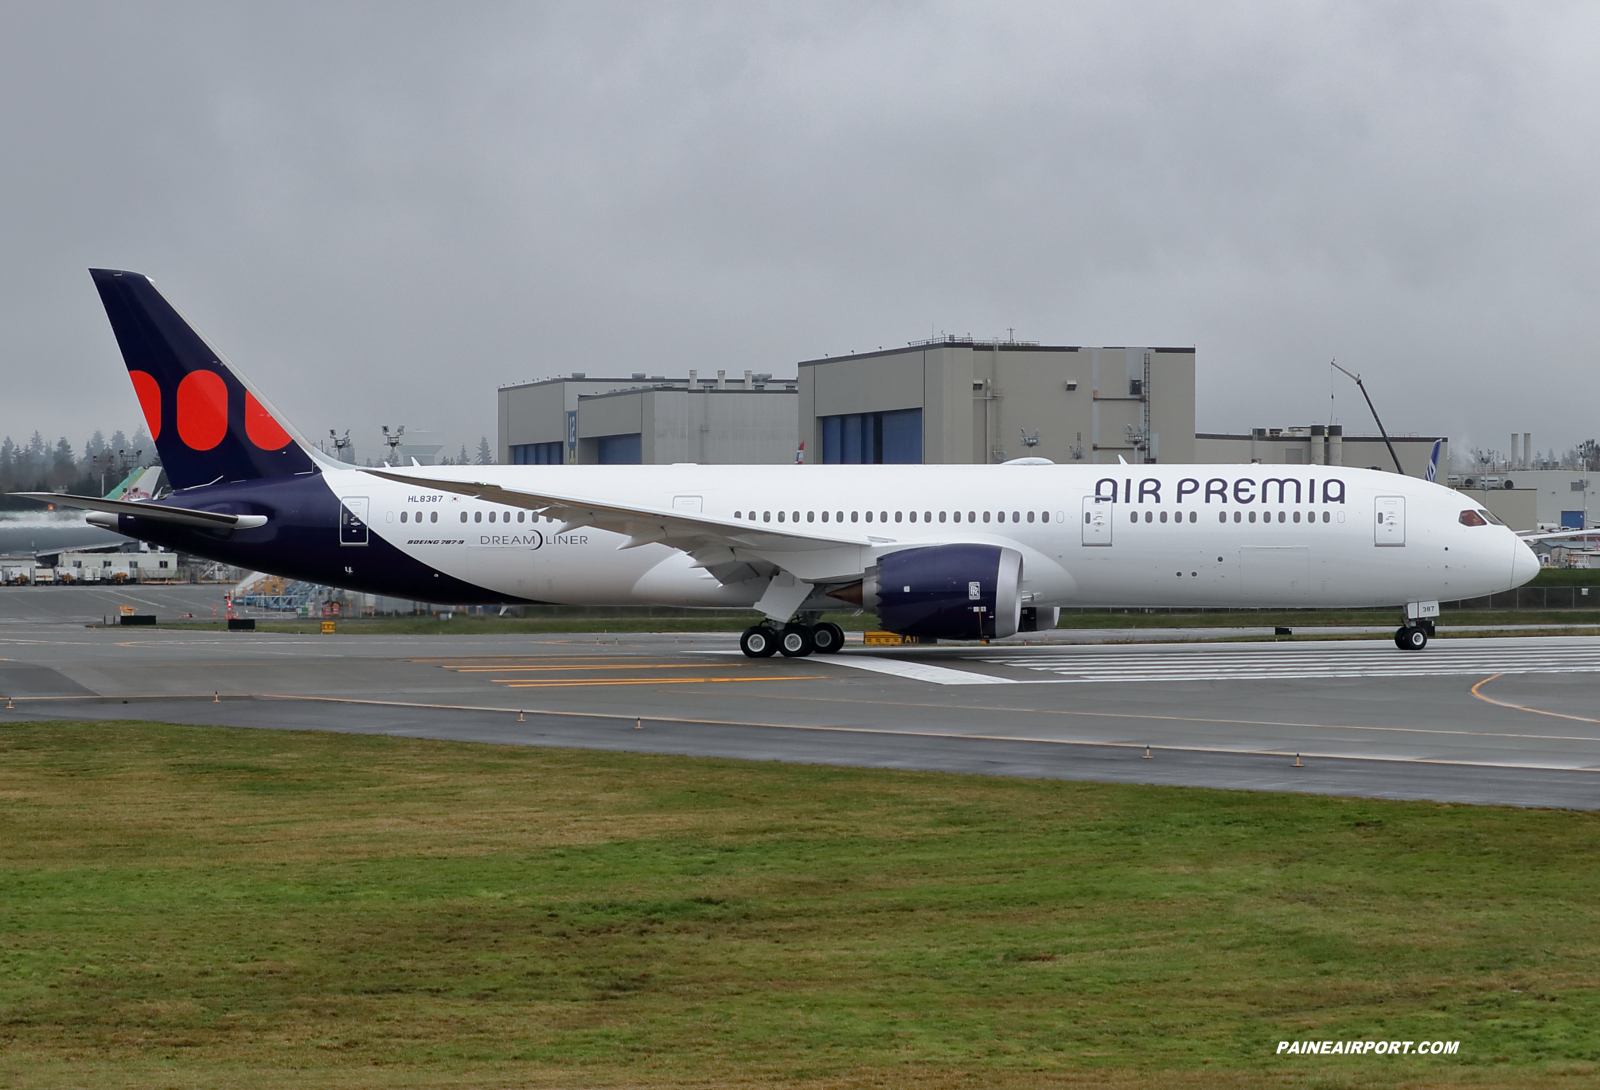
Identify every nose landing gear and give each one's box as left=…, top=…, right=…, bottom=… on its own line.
left=1394, top=619, right=1434, bottom=651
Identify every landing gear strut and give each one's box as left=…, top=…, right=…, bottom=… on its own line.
left=740, top=620, right=846, bottom=658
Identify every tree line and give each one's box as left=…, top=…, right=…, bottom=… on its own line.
left=0, top=429, right=157, bottom=506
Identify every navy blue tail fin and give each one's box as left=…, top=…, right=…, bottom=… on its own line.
left=90, top=269, right=319, bottom=489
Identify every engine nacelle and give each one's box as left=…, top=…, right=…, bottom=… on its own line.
left=862, top=544, right=1023, bottom=640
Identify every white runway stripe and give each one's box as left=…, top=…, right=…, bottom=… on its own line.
left=979, top=642, right=1600, bottom=683
left=827, top=655, right=1016, bottom=685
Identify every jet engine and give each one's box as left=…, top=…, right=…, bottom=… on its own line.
left=856, top=544, right=1023, bottom=640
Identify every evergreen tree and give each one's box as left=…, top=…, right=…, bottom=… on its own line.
left=476, top=437, right=494, bottom=465
left=108, top=429, right=130, bottom=456
left=84, top=430, right=107, bottom=460
left=129, top=426, right=154, bottom=465
left=458, top=444, right=469, bottom=464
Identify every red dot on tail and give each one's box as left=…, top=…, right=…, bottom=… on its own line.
left=176, top=371, right=228, bottom=451
left=129, top=370, right=161, bottom=440
left=245, top=392, right=292, bottom=450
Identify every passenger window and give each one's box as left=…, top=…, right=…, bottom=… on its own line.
left=939, top=512, right=947, bottom=523
left=865, top=511, right=873, bottom=522
left=953, top=512, right=961, bottom=523
left=1027, top=511, right=1035, bottom=523
left=778, top=511, right=786, bottom=522
left=1189, top=511, right=1197, bottom=523
left=983, top=511, right=991, bottom=523
left=516, top=511, right=524, bottom=523
left=1219, top=512, right=1227, bottom=523
left=1130, top=512, right=1138, bottom=523
left=1293, top=511, right=1301, bottom=523
left=1278, top=511, right=1286, bottom=523
left=880, top=511, right=887, bottom=521
left=895, top=511, right=903, bottom=523
left=488, top=511, right=496, bottom=523
left=1040, top=511, right=1049, bottom=523
left=793, top=511, right=800, bottom=522
left=821, top=511, right=829, bottom=522
left=1160, top=511, right=1168, bottom=524
left=1012, top=511, right=1020, bottom=522
left=1145, top=511, right=1153, bottom=523
left=474, top=511, right=482, bottom=523
left=1459, top=509, right=1488, bottom=526
left=807, top=511, right=815, bottom=522
left=851, top=512, right=859, bottom=522
left=995, top=511, right=1004, bottom=523
left=837, top=511, right=844, bottom=522
left=764, top=511, right=771, bottom=522
left=968, top=511, right=976, bottom=521
left=1246, top=511, right=1254, bottom=523
left=433, top=511, right=440, bottom=523
left=734, top=510, right=741, bottom=519
left=908, top=511, right=917, bottom=522
left=400, top=511, right=408, bottom=523
left=1322, top=511, right=1330, bottom=523
left=460, top=512, right=468, bottom=523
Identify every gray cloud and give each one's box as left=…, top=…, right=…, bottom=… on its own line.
left=1, top=1, right=1595, bottom=462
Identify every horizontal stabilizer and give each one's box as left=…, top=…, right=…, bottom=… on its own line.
left=11, top=493, right=268, bottom=531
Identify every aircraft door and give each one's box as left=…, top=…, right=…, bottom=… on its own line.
left=339, top=497, right=370, bottom=546
left=673, top=495, right=703, bottom=513
left=1081, top=495, right=1113, bottom=546
left=1374, top=496, right=1405, bottom=546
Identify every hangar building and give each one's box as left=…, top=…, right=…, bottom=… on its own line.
left=797, top=338, right=1196, bottom=465
left=497, top=371, right=797, bottom=466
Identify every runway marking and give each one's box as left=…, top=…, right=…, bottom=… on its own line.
left=1471, top=673, right=1600, bottom=726
left=979, top=642, right=1600, bottom=683
left=498, top=676, right=824, bottom=689
left=820, top=656, right=1016, bottom=685
left=446, top=663, right=756, bottom=672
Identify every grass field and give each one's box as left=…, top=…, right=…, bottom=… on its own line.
left=2, top=721, right=1598, bottom=1088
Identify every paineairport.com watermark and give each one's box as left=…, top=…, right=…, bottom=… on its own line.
left=1277, top=1040, right=1460, bottom=1056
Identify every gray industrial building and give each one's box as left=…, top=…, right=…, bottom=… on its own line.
left=1196, top=426, right=1448, bottom=476
left=797, top=338, right=1196, bottom=465
left=498, top=371, right=797, bottom=465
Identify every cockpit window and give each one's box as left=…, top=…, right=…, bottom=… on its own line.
left=1459, top=509, right=1488, bottom=527
left=1480, top=508, right=1503, bottom=525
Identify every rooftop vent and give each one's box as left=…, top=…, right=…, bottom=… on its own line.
left=570, top=372, right=586, bottom=380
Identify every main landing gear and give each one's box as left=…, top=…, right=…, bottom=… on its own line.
left=740, top=620, right=845, bottom=658
left=1394, top=619, right=1435, bottom=651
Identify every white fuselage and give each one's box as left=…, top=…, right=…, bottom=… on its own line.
left=322, top=462, right=1537, bottom=611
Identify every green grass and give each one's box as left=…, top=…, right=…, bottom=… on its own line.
left=2, top=721, right=1598, bottom=1088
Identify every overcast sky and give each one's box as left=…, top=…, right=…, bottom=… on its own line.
left=1, top=2, right=1595, bottom=463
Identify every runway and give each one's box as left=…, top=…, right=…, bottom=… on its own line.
left=0, top=611, right=1596, bottom=809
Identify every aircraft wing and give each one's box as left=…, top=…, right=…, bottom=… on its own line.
left=367, top=469, right=874, bottom=585
left=11, top=493, right=268, bottom=531
left=1519, top=527, right=1598, bottom=542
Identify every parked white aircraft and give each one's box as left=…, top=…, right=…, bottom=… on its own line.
left=21, top=270, right=1541, bottom=657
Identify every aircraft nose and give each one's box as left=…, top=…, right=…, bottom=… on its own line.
left=1510, top=538, right=1540, bottom=589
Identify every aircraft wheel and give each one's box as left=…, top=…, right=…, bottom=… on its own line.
left=1397, top=625, right=1429, bottom=651
left=740, top=626, right=778, bottom=658
left=778, top=624, right=814, bottom=657
left=810, top=621, right=846, bottom=655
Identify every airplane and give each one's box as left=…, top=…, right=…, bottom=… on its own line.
left=16, top=269, right=1540, bottom=658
